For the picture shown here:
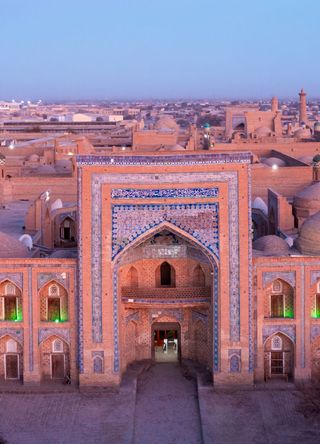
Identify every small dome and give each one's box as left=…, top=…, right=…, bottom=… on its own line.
left=154, top=116, right=179, bottom=132
left=28, top=154, right=39, bottom=162
left=0, top=232, right=29, bottom=258
left=253, top=235, right=290, bottom=256
left=314, top=122, right=320, bottom=132
left=262, top=157, right=286, bottom=167
left=294, top=127, right=311, bottom=139
left=50, top=250, right=77, bottom=258
left=36, top=165, right=56, bottom=175
left=252, top=197, right=268, bottom=216
left=255, top=127, right=272, bottom=137
left=293, top=182, right=320, bottom=212
left=295, top=211, right=320, bottom=255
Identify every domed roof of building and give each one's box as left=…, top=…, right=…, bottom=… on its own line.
left=255, top=126, right=272, bottom=137
left=253, top=235, right=290, bottom=256
left=314, top=122, right=320, bottom=132
left=50, top=250, right=77, bottom=258
left=28, top=154, right=39, bottom=162
left=262, top=157, right=286, bottom=167
left=154, top=116, right=179, bottom=132
left=36, top=165, right=56, bottom=175
left=298, top=156, right=313, bottom=165
left=294, top=127, right=311, bottom=139
left=294, top=211, right=320, bottom=255
left=252, top=197, right=268, bottom=215
left=293, top=182, right=320, bottom=211
left=0, top=232, right=29, bottom=258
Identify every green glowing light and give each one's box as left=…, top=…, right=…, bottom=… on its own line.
left=284, top=309, right=294, bottom=318
left=55, top=319, right=60, bottom=323
left=312, top=308, right=320, bottom=318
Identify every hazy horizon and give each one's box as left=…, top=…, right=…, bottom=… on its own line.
left=1, top=0, right=318, bottom=101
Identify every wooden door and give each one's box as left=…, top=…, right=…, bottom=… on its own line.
left=5, top=354, right=19, bottom=379
left=51, top=354, right=65, bottom=379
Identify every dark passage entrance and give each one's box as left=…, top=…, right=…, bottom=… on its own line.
left=51, top=354, right=65, bottom=379
left=5, top=354, right=19, bottom=379
left=152, top=322, right=180, bottom=362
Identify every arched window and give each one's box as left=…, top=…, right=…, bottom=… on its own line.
left=160, top=262, right=173, bottom=286
left=49, top=284, right=60, bottom=297
left=60, top=217, right=74, bottom=241
left=269, top=280, right=294, bottom=318
left=5, top=283, right=16, bottom=295
left=271, top=335, right=282, bottom=351
left=315, top=282, right=320, bottom=318
left=192, top=265, right=205, bottom=287
left=1, top=282, right=21, bottom=321
left=230, top=355, right=240, bottom=373
left=52, top=339, right=63, bottom=353
left=47, top=284, right=61, bottom=322
left=6, top=338, right=17, bottom=353
left=93, top=356, right=104, bottom=374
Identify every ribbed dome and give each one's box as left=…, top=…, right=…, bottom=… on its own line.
left=293, top=182, right=320, bottom=212
left=253, top=235, right=290, bottom=256
left=0, top=232, right=29, bottom=258
left=295, top=211, right=320, bottom=255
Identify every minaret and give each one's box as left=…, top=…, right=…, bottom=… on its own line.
left=299, top=88, right=307, bottom=124
left=271, top=96, right=278, bottom=113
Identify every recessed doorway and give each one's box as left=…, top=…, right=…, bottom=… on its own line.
left=152, top=322, right=180, bottom=362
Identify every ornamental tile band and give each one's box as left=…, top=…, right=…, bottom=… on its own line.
left=77, top=152, right=251, bottom=166
left=111, top=203, right=219, bottom=260
left=90, top=171, right=240, bottom=356
left=111, top=187, right=219, bottom=199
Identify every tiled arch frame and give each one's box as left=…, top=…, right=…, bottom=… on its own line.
left=113, top=221, right=219, bottom=372
left=77, top=160, right=248, bottom=373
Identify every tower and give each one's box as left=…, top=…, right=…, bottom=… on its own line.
left=271, top=96, right=278, bottom=113
left=299, top=88, right=307, bottom=124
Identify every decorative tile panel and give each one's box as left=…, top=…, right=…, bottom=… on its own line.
left=88, top=169, right=241, bottom=368
left=311, top=271, right=320, bottom=286
left=38, top=328, right=70, bottom=345
left=37, top=272, right=69, bottom=290
left=0, top=273, right=23, bottom=289
left=77, top=153, right=251, bottom=167
left=112, top=203, right=219, bottom=260
left=125, top=311, right=140, bottom=325
left=263, top=271, right=295, bottom=289
left=192, top=310, right=208, bottom=325
left=111, top=187, right=219, bottom=199
left=0, top=328, right=23, bottom=345
left=263, top=325, right=296, bottom=343
left=311, top=325, right=320, bottom=341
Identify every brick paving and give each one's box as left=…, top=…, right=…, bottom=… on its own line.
left=133, top=362, right=203, bottom=444
left=0, top=364, right=319, bottom=444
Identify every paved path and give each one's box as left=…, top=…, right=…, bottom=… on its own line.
left=133, top=363, right=202, bottom=444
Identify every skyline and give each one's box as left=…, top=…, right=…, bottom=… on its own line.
left=1, top=0, right=319, bottom=100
